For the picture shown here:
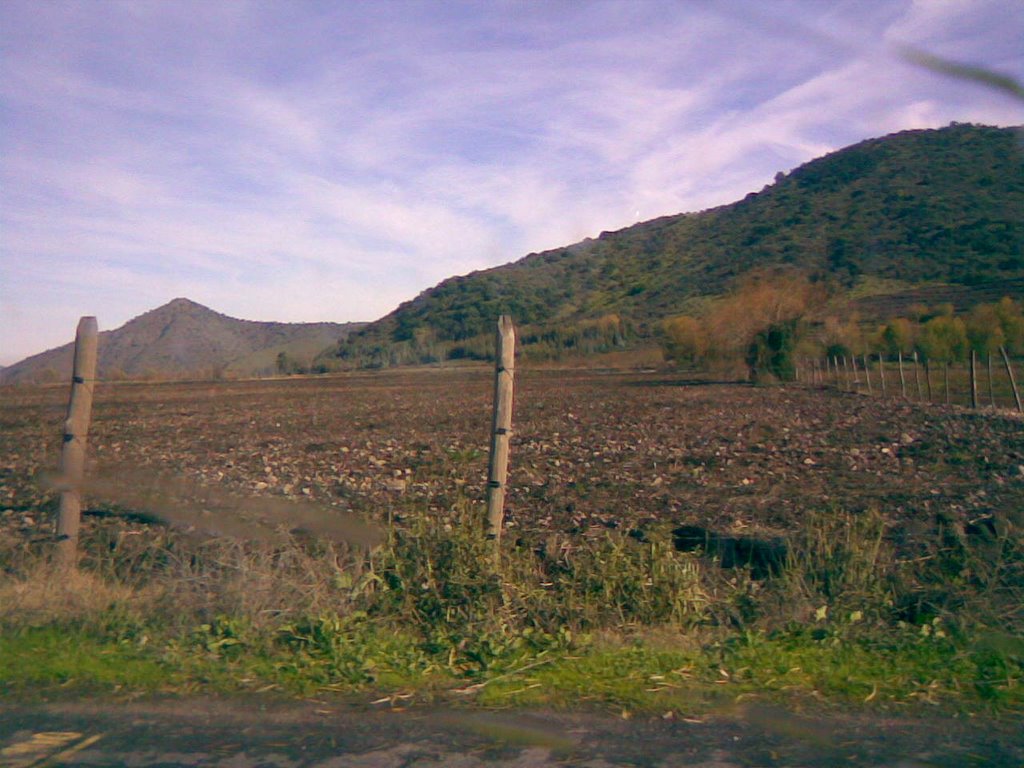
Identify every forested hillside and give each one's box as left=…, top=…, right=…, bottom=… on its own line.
left=318, top=123, right=1023, bottom=368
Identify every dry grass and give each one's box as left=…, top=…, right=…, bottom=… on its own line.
left=0, top=561, right=155, bottom=624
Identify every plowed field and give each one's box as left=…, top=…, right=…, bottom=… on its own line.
left=2, top=368, right=1021, bottom=551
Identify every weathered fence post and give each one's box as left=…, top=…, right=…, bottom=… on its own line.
left=862, top=353, right=872, bottom=395
left=988, top=353, right=995, bottom=408
left=923, top=357, right=933, bottom=402
left=485, top=316, right=516, bottom=547
left=878, top=353, right=887, bottom=397
left=56, top=316, right=99, bottom=569
left=969, top=350, right=978, bottom=409
left=1001, top=346, right=1023, bottom=414
left=913, top=351, right=923, bottom=401
left=898, top=351, right=906, bottom=399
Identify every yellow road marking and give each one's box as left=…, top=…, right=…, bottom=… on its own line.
left=0, top=731, right=103, bottom=768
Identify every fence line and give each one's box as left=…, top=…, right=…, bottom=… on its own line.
left=802, top=351, right=1023, bottom=414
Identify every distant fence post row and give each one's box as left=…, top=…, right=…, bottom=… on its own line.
left=795, top=348, right=1023, bottom=414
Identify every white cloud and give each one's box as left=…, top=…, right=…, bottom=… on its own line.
left=1, top=0, right=1021, bottom=365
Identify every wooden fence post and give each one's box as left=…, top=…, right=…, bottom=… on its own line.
left=913, top=351, right=923, bottom=401
left=898, top=351, right=906, bottom=399
left=485, top=316, right=516, bottom=546
left=923, top=358, right=933, bottom=402
left=878, top=354, right=887, bottom=397
left=1001, top=346, right=1023, bottom=414
left=862, top=354, right=872, bottom=395
left=970, top=350, right=978, bottom=409
left=56, top=316, right=99, bottom=568
left=988, top=353, right=995, bottom=408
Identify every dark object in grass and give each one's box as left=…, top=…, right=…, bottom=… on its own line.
left=672, top=524, right=788, bottom=579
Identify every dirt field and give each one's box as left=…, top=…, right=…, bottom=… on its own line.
left=2, top=367, right=1022, bottom=555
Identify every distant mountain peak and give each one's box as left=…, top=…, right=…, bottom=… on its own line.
left=166, top=297, right=207, bottom=310
left=0, top=300, right=365, bottom=383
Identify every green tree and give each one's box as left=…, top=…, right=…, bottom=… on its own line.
left=276, top=352, right=307, bottom=375
left=917, top=315, right=968, bottom=363
left=965, top=303, right=1005, bottom=355
left=879, top=317, right=916, bottom=356
left=747, top=320, right=799, bottom=381
left=994, top=297, right=1024, bottom=354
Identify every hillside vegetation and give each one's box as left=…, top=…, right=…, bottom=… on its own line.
left=318, top=123, right=1023, bottom=369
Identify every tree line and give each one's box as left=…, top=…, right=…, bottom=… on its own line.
left=660, top=270, right=1024, bottom=383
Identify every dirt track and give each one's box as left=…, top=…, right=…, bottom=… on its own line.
left=2, top=697, right=1023, bottom=767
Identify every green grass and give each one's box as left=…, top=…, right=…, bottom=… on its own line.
left=0, top=625, right=171, bottom=695
left=3, top=620, right=1020, bottom=714
left=2, top=501, right=1022, bottom=713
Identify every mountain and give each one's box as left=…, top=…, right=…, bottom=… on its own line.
left=318, top=123, right=1023, bottom=368
left=0, top=299, right=363, bottom=384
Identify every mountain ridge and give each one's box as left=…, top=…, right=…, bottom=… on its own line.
left=318, top=122, right=1023, bottom=368
left=5, top=123, right=1021, bottom=381
left=0, top=299, right=363, bottom=384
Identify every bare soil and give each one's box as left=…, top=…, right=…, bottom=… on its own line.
left=2, top=697, right=1023, bottom=767
left=2, top=368, right=1022, bottom=556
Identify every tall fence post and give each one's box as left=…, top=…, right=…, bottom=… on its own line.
left=878, top=353, right=887, bottom=397
left=486, top=316, right=516, bottom=547
left=913, top=351, right=923, bottom=401
left=56, top=316, right=99, bottom=569
left=898, top=351, right=907, bottom=399
left=1000, top=346, right=1023, bottom=414
left=969, top=350, right=978, bottom=409
left=863, top=353, right=872, bottom=395
left=988, top=353, right=995, bottom=408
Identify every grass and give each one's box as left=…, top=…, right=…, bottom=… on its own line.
left=1, top=502, right=1022, bottom=714
left=0, top=625, right=170, bottom=696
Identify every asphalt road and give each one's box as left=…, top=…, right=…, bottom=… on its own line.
left=2, top=697, right=1023, bottom=767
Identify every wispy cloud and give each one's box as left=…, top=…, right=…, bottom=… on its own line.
left=1, top=0, right=1020, bottom=364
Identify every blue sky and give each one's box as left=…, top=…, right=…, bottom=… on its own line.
left=1, top=0, right=1021, bottom=365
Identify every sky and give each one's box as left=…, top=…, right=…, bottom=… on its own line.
left=1, top=0, right=1022, bottom=366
